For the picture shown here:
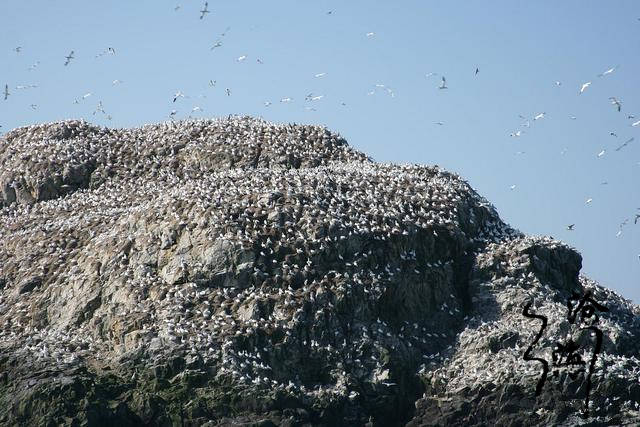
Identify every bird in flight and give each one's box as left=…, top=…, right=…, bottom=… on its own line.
left=173, top=91, right=184, bottom=102
left=598, top=65, right=618, bottom=77
left=609, top=97, right=622, bottom=112
left=635, top=210, right=640, bottom=224
left=579, top=81, right=591, bottom=94
left=632, top=120, right=640, bottom=127
left=567, top=224, right=575, bottom=231
left=439, top=76, right=447, bottom=89
left=366, top=32, right=375, bottom=37
left=14, top=46, right=21, bottom=54
left=533, top=112, right=545, bottom=121
left=200, top=2, right=210, bottom=19
left=314, top=73, right=326, bottom=78
left=597, top=149, right=605, bottom=157
left=64, top=50, right=74, bottom=66
left=475, top=67, right=479, bottom=75
left=237, top=55, right=247, bottom=62
left=211, top=40, right=222, bottom=50
left=510, top=130, right=522, bottom=137
left=3, top=84, right=9, bottom=100
left=615, top=137, right=635, bottom=152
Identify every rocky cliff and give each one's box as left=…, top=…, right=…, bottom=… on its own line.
left=0, top=117, right=638, bottom=426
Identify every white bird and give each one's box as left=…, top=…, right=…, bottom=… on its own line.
left=609, top=97, right=622, bottom=112
left=585, top=198, right=593, bottom=204
left=192, top=106, right=202, bottom=112
left=82, top=92, right=92, bottom=99
left=632, top=120, right=640, bottom=127
left=579, top=81, right=591, bottom=94
left=264, top=101, right=272, bottom=107
left=280, top=97, right=292, bottom=103
left=598, top=65, right=618, bottom=77
left=439, top=76, right=447, bottom=90
left=510, top=131, right=522, bottom=137
left=314, top=73, right=326, bottom=78
left=210, top=41, right=222, bottom=50
left=237, top=55, right=247, bottom=62
left=112, top=79, right=123, bottom=85
left=555, top=81, right=562, bottom=86
left=199, top=2, right=210, bottom=19
left=533, top=112, right=545, bottom=120
left=570, top=116, right=577, bottom=120
left=173, top=91, right=184, bottom=102
left=64, top=50, right=74, bottom=66
left=509, top=184, right=516, bottom=190
left=3, top=84, right=9, bottom=100
left=366, top=32, right=375, bottom=37
left=597, top=150, right=605, bottom=157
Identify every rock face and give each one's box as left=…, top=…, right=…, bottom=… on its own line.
left=0, top=117, right=638, bottom=426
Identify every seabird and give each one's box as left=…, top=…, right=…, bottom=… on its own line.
left=598, top=65, right=618, bottom=77
left=579, top=81, right=591, bottom=94
left=237, top=55, right=247, bottom=62
left=567, top=224, right=575, bottom=231
left=632, top=120, right=640, bottom=127
left=366, top=32, right=375, bottom=37
left=439, top=76, right=447, bottom=90
left=533, top=112, right=545, bottom=120
left=173, top=91, right=184, bottom=102
left=609, top=97, right=622, bottom=112
left=64, top=50, right=74, bottom=66
left=475, top=67, right=479, bottom=75
left=314, top=73, right=326, bottom=78
left=615, top=137, right=635, bottom=152
left=200, top=2, right=210, bottom=19
left=3, top=84, right=8, bottom=100
left=280, top=97, right=292, bottom=103
left=597, top=149, right=605, bottom=157
left=211, top=41, right=223, bottom=50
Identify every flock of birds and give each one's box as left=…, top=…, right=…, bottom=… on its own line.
left=0, top=116, right=519, bottom=402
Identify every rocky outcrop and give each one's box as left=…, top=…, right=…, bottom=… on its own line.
left=0, top=117, right=638, bottom=426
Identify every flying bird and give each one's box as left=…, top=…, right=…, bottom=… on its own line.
left=579, top=81, right=591, bottom=94
left=64, top=50, right=74, bottom=66
left=533, top=112, right=545, bottom=120
left=211, top=41, right=222, bottom=50
left=366, top=32, right=375, bottom=37
left=566, top=224, right=575, bottom=231
left=632, top=120, right=640, bottom=127
left=597, top=149, right=605, bottom=157
left=598, top=65, right=618, bottom=77
left=609, top=97, right=622, bottom=112
left=3, top=84, right=9, bottom=100
left=439, top=76, right=447, bottom=90
left=615, top=137, right=635, bottom=152
left=173, top=91, right=184, bottom=102
left=510, top=131, right=522, bottom=137
left=14, top=46, right=21, bottom=54
left=200, top=2, right=210, bottom=19
left=237, top=55, right=247, bottom=62
left=555, top=81, right=562, bottom=86
left=475, top=67, right=479, bottom=75
left=314, top=73, right=326, bottom=78
left=635, top=212, right=640, bottom=224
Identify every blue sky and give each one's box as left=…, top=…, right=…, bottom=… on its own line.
left=1, top=1, right=638, bottom=302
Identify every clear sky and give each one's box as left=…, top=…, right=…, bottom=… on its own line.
left=1, top=1, right=638, bottom=302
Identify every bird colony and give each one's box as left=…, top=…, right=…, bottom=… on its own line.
left=0, top=116, right=638, bottom=426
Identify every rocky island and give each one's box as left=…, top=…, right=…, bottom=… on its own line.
left=0, top=117, right=638, bottom=426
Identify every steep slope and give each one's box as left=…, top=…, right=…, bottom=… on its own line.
left=0, top=117, right=638, bottom=426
